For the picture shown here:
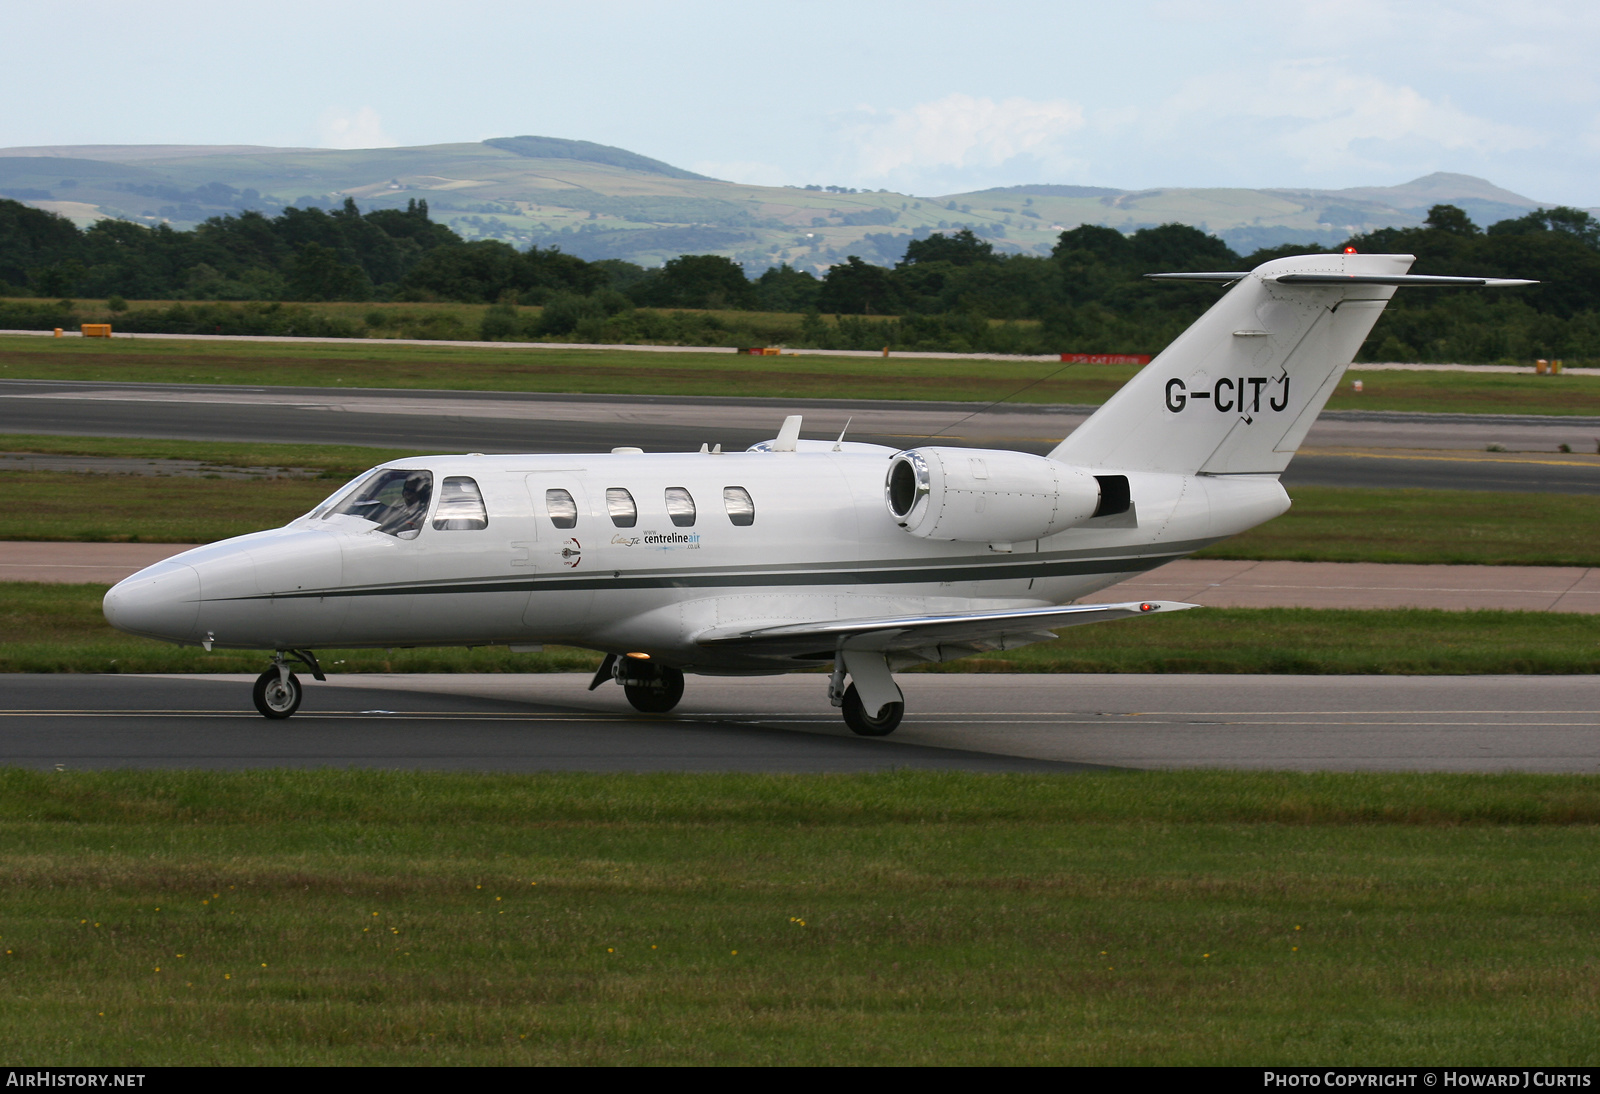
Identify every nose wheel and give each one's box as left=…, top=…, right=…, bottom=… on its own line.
left=250, top=650, right=324, bottom=719
left=253, top=668, right=302, bottom=719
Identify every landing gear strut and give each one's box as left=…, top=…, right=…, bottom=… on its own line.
left=589, top=653, right=686, bottom=714
left=251, top=650, right=323, bottom=719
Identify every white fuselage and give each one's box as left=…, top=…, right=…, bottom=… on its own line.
left=103, top=439, right=1288, bottom=672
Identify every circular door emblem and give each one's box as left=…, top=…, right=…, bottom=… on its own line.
left=561, top=538, right=582, bottom=568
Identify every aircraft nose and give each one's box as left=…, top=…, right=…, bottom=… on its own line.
left=103, top=561, right=202, bottom=642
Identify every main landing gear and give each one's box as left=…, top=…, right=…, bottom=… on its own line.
left=587, top=650, right=907, bottom=735
left=839, top=684, right=904, bottom=736
left=830, top=651, right=905, bottom=736
left=589, top=653, right=686, bottom=714
left=251, top=650, right=325, bottom=719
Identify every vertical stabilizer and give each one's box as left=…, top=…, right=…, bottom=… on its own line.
left=1050, top=252, right=1412, bottom=475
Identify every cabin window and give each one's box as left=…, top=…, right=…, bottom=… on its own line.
left=606, top=487, right=638, bottom=528
left=723, top=486, right=755, bottom=526
left=545, top=488, right=578, bottom=529
left=665, top=486, right=696, bottom=527
left=323, top=468, right=433, bottom=540
left=432, top=476, right=488, bottom=530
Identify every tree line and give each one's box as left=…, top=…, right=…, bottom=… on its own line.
left=3, top=196, right=1598, bottom=362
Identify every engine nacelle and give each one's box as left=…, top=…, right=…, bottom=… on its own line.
left=884, top=447, right=1109, bottom=543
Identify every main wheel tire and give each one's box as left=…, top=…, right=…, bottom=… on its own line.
left=624, top=666, right=685, bottom=714
left=252, top=669, right=302, bottom=719
left=841, top=683, right=903, bottom=736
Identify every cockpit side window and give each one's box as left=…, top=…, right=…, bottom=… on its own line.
left=606, top=487, right=637, bottom=528
left=432, top=476, right=488, bottom=530
left=324, top=468, right=433, bottom=540
left=546, top=488, right=578, bottom=529
left=723, top=486, right=755, bottom=526
left=665, top=486, right=696, bottom=527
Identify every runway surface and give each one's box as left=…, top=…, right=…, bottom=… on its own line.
left=4, top=672, right=1594, bottom=774
left=3, top=380, right=1598, bottom=493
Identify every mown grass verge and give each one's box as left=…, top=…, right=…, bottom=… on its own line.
left=1, top=438, right=1597, bottom=565
left=1, top=768, right=1597, bottom=1065
left=0, top=334, right=1135, bottom=405
left=1194, top=487, right=1600, bottom=566
left=8, top=584, right=1597, bottom=674
left=0, top=433, right=425, bottom=474
left=3, top=333, right=1600, bottom=415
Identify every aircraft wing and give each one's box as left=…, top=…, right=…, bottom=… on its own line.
left=695, top=600, right=1196, bottom=660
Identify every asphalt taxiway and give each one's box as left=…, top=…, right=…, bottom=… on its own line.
left=3, top=672, right=1593, bottom=774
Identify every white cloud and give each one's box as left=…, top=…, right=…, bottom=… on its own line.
left=318, top=106, right=398, bottom=149
left=1151, top=60, right=1542, bottom=176
left=840, top=93, right=1086, bottom=191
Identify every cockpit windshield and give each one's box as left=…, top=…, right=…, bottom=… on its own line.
left=322, top=469, right=434, bottom=539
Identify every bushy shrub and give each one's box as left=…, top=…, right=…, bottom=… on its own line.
left=109, top=302, right=363, bottom=338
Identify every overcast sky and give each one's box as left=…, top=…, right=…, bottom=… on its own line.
left=5, top=0, right=1595, bottom=203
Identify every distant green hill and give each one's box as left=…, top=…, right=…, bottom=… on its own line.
left=0, top=137, right=1559, bottom=271
left=482, top=135, right=710, bottom=180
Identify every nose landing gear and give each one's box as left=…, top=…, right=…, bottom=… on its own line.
left=251, top=650, right=325, bottom=719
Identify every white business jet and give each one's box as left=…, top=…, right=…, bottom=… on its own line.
left=102, top=252, right=1530, bottom=733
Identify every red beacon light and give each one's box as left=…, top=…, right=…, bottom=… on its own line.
left=1343, top=246, right=1358, bottom=254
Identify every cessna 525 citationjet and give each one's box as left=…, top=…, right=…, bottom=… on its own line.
left=102, top=252, right=1530, bottom=734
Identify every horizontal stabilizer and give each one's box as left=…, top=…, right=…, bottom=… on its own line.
left=1145, top=271, right=1537, bottom=287
left=1144, top=272, right=1249, bottom=282
left=1271, top=273, right=1537, bottom=287
left=697, top=600, right=1195, bottom=658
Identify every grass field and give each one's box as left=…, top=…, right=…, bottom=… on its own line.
left=8, top=582, right=1597, bottom=675
left=1193, top=487, right=1600, bottom=566
left=2, top=768, right=1596, bottom=1065
left=3, top=333, right=1599, bottom=415
left=0, top=435, right=1595, bottom=566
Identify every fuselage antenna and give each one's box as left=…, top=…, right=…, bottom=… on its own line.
left=833, top=417, right=853, bottom=451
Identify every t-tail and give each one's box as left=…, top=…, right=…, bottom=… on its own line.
left=1050, top=253, right=1534, bottom=476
